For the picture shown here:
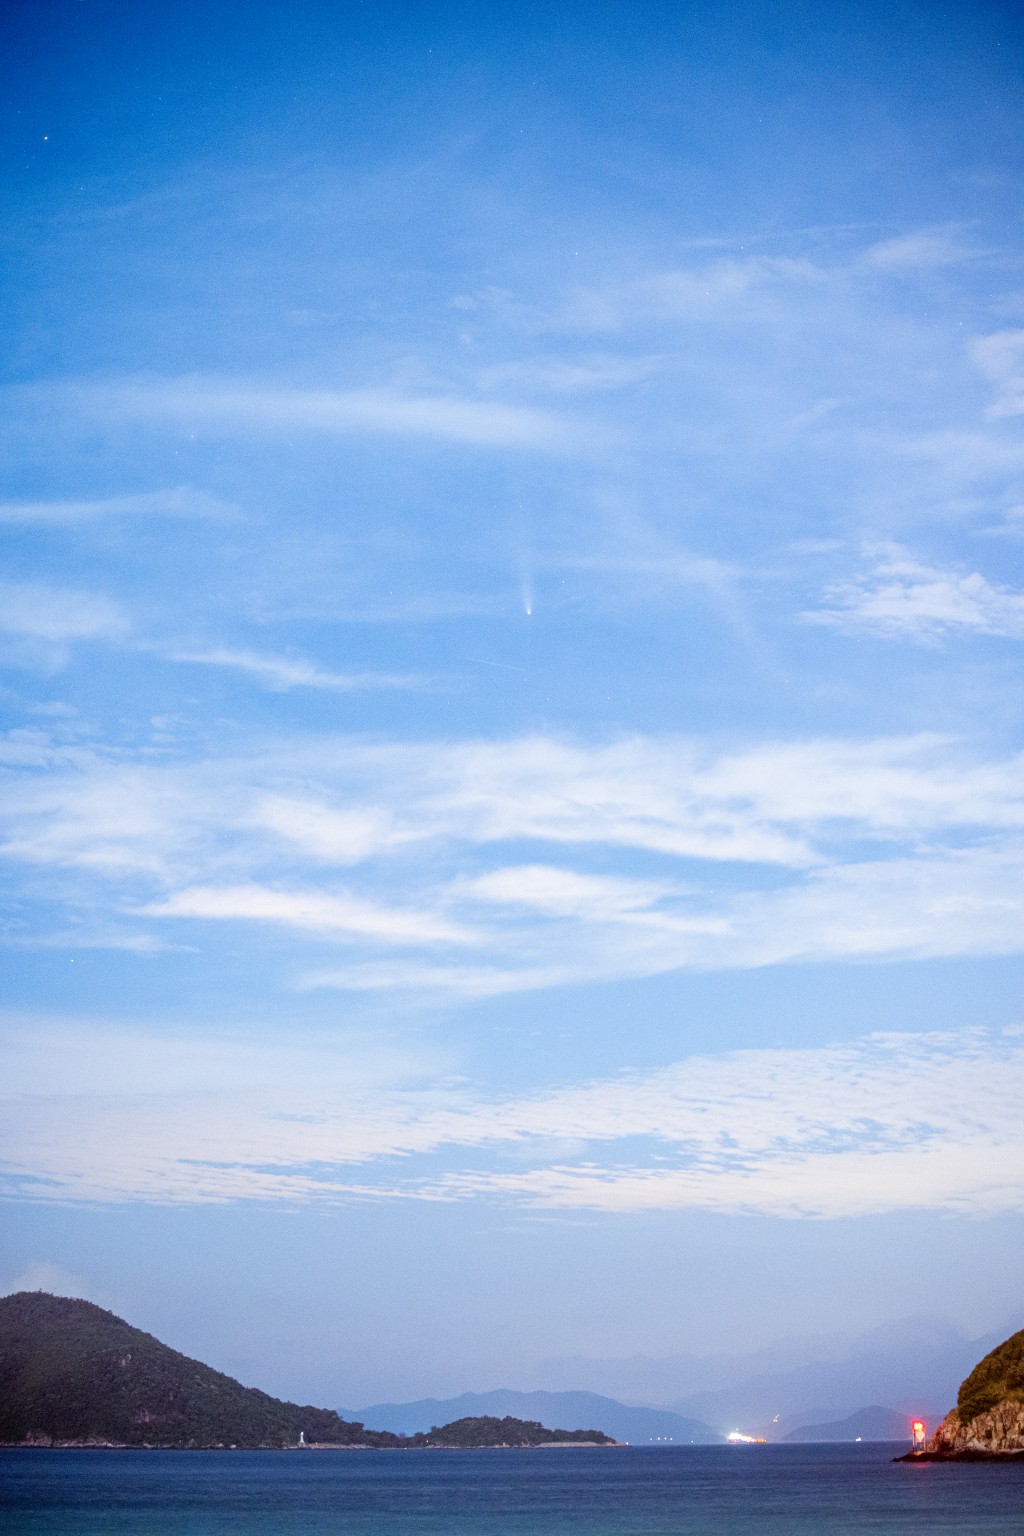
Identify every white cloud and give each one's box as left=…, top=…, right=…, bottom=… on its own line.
left=0, top=486, right=232, bottom=523
left=731, top=844, right=1024, bottom=966
left=2, top=1019, right=1021, bottom=1217
left=422, top=734, right=1024, bottom=848
left=143, top=883, right=473, bottom=946
left=467, top=864, right=677, bottom=919
left=0, top=579, right=126, bottom=641
left=74, top=378, right=575, bottom=451
left=556, top=234, right=971, bottom=339
left=972, top=329, right=1024, bottom=418
left=476, top=354, right=666, bottom=393
left=7, top=731, right=1024, bottom=995
left=414, top=736, right=818, bottom=865
left=0, top=1260, right=93, bottom=1298
left=169, top=648, right=422, bottom=692
left=860, top=230, right=975, bottom=271
left=810, top=546, right=1024, bottom=640
left=253, top=795, right=402, bottom=864
left=0, top=760, right=201, bottom=874
left=558, top=255, right=823, bottom=331
left=304, top=843, right=1024, bottom=996
left=301, top=959, right=589, bottom=999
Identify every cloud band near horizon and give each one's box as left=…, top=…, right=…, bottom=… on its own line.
left=1, top=1020, right=1020, bottom=1217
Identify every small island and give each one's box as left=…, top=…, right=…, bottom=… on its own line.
left=416, top=1416, right=613, bottom=1448
left=0, top=1292, right=615, bottom=1450
left=898, top=1327, right=1024, bottom=1461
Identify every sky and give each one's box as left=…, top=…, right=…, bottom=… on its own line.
left=3, top=0, right=1024, bottom=1409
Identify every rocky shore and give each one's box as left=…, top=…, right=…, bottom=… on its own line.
left=897, top=1403, right=1024, bottom=1462
left=896, top=1327, right=1024, bottom=1462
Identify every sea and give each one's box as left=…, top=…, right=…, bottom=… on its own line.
left=2, top=1443, right=1023, bottom=1535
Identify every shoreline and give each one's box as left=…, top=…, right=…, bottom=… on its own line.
left=895, top=1449, right=1024, bottom=1463
left=0, top=1440, right=624, bottom=1452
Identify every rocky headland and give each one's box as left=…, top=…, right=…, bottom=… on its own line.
left=899, top=1326, right=1024, bottom=1461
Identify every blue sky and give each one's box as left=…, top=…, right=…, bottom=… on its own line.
left=3, top=0, right=1024, bottom=1405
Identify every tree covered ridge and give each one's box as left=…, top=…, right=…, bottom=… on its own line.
left=0, top=1290, right=397, bottom=1448
left=422, top=1416, right=613, bottom=1446
left=0, top=1293, right=613, bottom=1448
left=957, top=1329, right=1024, bottom=1427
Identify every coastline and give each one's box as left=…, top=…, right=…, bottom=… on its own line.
left=895, top=1448, right=1024, bottom=1464
left=1, top=1440, right=624, bottom=1452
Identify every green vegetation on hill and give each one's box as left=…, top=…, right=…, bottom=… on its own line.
left=957, top=1329, right=1024, bottom=1426
left=422, top=1416, right=614, bottom=1447
left=0, top=1291, right=400, bottom=1448
left=0, top=1293, right=615, bottom=1451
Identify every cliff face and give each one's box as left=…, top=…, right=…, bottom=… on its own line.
left=928, top=1402, right=1024, bottom=1456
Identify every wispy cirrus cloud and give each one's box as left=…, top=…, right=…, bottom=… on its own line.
left=0, top=579, right=127, bottom=641
left=555, top=254, right=825, bottom=331
left=304, top=842, right=1024, bottom=996
left=860, top=229, right=978, bottom=271
left=66, top=378, right=577, bottom=452
left=143, top=883, right=472, bottom=946
left=809, top=545, right=1024, bottom=640
left=476, top=354, right=667, bottom=394
left=168, top=647, right=424, bottom=692
left=0, top=486, right=233, bottom=523
left=2, top=1017, right=1020, bottom=1217
left=551, top=232, right=975, bottom=338
left=972, top=328, right=1024, bottom=418
left=6, top=730, right=1024, bottom=986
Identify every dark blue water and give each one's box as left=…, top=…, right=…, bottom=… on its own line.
left=2, top=1445, right=1023, bottom=1535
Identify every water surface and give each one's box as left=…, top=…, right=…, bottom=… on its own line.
left=2, top=1444, right=1022, bottom=1535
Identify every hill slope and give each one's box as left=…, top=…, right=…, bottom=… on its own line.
left=955, top=1328, right=1024, bottom=1425
left=0, top=1291, right=395, bottom=1448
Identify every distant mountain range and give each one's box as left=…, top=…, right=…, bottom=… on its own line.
left=536, top=1313, right=1024, bottom=1429
left=782, top=1406, right=911, bottom=1443
left=352, top=1390, right=721, bottom=1445
left=352, top=1389, right=924, bottom=1446
left=4, top=1288, right=1004, bottom=1451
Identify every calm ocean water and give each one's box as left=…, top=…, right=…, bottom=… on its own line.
left=2, top=1444, right=1023, bottom=1535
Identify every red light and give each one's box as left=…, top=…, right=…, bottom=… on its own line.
left=912, top=1421, right=924, bottom=1433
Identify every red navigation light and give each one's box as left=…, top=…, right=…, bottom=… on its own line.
left=911, top=1419, right=926, bottom=1450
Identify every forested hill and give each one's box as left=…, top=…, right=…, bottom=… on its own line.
left=956, top=1329, right=1024, bottom=1425
left=422, top=1416, right=614, bottom=1447
left=0, top=1292, right=615, bottom=1450
left=0, top=1291, right=400, bottom=1448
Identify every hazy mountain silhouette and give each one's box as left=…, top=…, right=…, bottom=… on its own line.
left=538, top=1314, right=1024, bottom=1429
left=782, top=1406, right=912, bottom=1442
left=669, top=1317, right=1022, bottom=1426
left=352, top=1389, right=720, bottom=1444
